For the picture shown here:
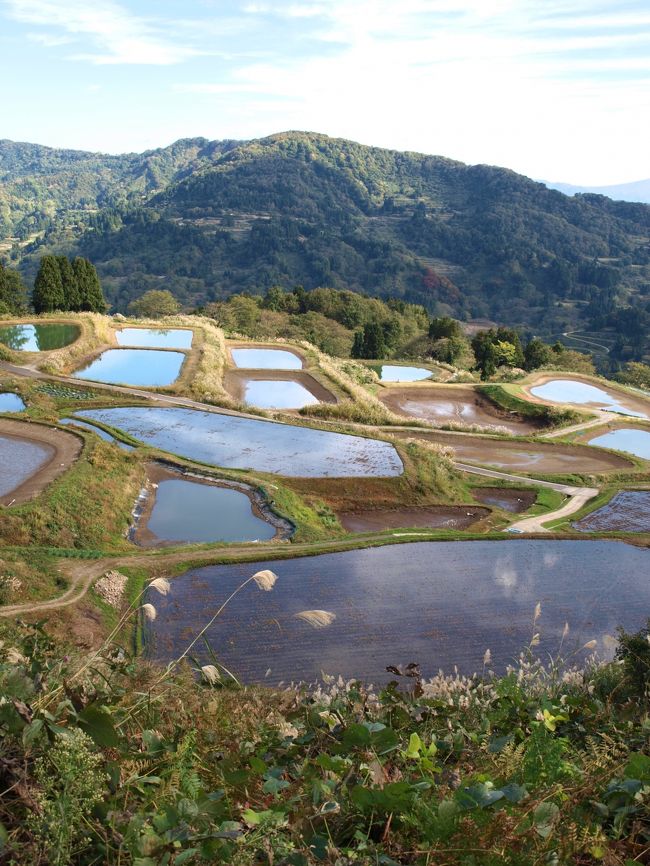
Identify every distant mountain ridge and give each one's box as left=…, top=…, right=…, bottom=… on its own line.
left=1, top=132, right=649, bottom=362
left=545, top=178, right=650, bottom=204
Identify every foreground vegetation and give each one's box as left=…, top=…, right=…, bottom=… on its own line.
left=1, top=609, right=650, bottom=865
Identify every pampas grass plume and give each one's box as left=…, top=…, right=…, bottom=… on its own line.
left=201, top=664, right=220, bottom=685
left=252, top=569, right=277, bottom=591
left=149, top=577, right=171, bottom=596
left=294, top=610, right=336, bottom=628
left=141, top=603, right=157, bottom=621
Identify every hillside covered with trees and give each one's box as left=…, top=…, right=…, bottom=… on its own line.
left=2, top=132, right=649, bottom=365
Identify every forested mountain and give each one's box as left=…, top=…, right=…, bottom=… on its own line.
left=2, top=131, right=649, bottom=361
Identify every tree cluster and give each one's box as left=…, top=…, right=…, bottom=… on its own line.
left=0, top=263, right=28, bottom=315
left=32, top=255, right=106, bottom=314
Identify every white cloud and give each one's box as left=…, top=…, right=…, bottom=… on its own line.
left=4, top=0, right=203, bottom=64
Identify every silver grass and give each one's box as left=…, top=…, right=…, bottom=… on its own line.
left=148, top=577, right=171, bottom=596
left=251, top=569, right=278, bottom=591
left=141, top=603, right=157, bottom=621
left=201, top=664, right=220, bottom=684
left=294, top=610, right=336, bottom=628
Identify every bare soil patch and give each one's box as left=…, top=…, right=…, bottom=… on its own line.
left=337, top=505, right=490, bottom=533
left=472, top=487, right=537, bottom=513
left=379, top=384, right=537, bottom=433
left=0, top=418, right=82, bottom=505
left=389, top=429, right=634, bottom=474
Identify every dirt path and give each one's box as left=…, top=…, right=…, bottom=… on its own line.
left=0, top=418, right=82, bottom=505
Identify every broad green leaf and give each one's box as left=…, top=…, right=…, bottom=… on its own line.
left=625, top=752, right=650, bottom=782
left=77, top=705, right=119, bottom=747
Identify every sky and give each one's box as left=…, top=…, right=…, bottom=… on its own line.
left=1, top=0, right=648, bottom=185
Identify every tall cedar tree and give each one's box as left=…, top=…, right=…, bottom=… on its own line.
left=32, top=255, right=65, bottom=312
left=56, top=255, right=81, bottom=310
left=72, top=257, right=107, bottom=312
left=0, top=263, right=28, bottom=314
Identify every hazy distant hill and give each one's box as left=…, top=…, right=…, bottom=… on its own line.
left=1, top=131, right=649, bottom=357
left=545, top=178, right=650, bottom=204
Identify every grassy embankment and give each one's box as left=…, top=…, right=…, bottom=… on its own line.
left=478, top=383, right=588, bottom=429
left=2, top=601, right=650, bottom=864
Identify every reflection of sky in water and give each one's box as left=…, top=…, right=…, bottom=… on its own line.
left=76, top=406, right=404, bottom=477
left=145, top=540, right=650, bottom=685
left=0, top=393, right=26, bottom=412
left=243, top=380, right=319, bottom=409
left=0, top=436, right=50, bottom=496
left=379, top=365, right=432, bottom=382
left=231, top=348, right=302, bottom=370
left=74, top=350, right=185, bottom=387
left=588, top=428, right=650, bottom=460
left=116, top=328, right=193, bottom=349
left=531, top=380, right=647, bottom=419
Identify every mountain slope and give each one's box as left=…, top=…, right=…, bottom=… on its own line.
left=2, top=132, right=649, bottom=354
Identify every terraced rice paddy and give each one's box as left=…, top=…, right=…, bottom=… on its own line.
left=74, top=349, right=185, bottom=387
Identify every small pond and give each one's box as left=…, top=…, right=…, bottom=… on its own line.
left=144, top=540, right=650, bottom=685
left=573, top=491, right=650, bottom=533
left=0, top=393, right=26, bottom=413
left=375, top=365, right=432, bottom=382
left=75, top=406, right=403, bottom=477
left=0, top=322, right=79, bottom=352
left=530, top=379, right=648, bottom=418
left=0, top=435, right=51, bottom=497
left=115, top=327, right=193, bottom=349
left=231, top=348, right=302, bottom=370
left=59, top=418, right=135, bottom=451
left=73, top=349, right=185, bottom=387
left=586, top=428, right=650, bottom=461
left=243, top=379, right=319, bottom=409
left=134, top=477, right=279, bottom=545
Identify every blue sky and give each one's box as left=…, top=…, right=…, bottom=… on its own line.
left=1, top=0, right=648, bottom=184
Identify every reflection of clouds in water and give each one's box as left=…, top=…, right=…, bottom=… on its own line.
left=543, top=551, right=560, bottom=568
left=494, top=556, right=518, bottom=595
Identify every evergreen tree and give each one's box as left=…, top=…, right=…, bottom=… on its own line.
left=73, top=257, right=107, bottom=312
left=350, top=322, right=387, bottom=359
left=0, top=263, right=28, bottom=315
left=351, top=329, right=365, bottom=359
left=33, top=255, right=65, bottom=313
left=524, top=337, right=552, bottom=371
left=56, top=256, right=81, bottom=311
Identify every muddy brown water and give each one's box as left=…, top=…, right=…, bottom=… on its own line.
left=380, top=385, right=537, bottom=433
left=573, top=491, right=650, bottom=533
left=144, top=540, right=650, bottom=685
left=472, top=487, right=537, bottom=513
left=337, top=505, right=490, bottom=533
left=389, top=429, right=633, bottom=474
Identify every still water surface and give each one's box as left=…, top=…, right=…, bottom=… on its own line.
left=231, top=348, right=302, bottom=369
left=375, top=365, right=432, bottom=382
left=74, top=349, right=185, bottom=386
left=0, top=435, right=51, bottom=496
left=0, top=323, right=79, bottom=352
left=587, top=428, right=650, bottom=461
left=115, top=327, right=193, bottom=349
left=0, top=393, right=26, bottom=413
left=531, top=379, right=648, bottom=418
left=59, top=418, right=134, bottom=451
left=243, top=379, right=319, bottom=409
left=144, top=540, right=649, bottom=684
left=76, top=406, right=403, bottom=477
left=143, top=479, right=277, bottom=544
left=574, top=491, right=650, bottom=533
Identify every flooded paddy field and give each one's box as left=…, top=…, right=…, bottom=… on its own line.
left=75, top=406, right=404, bottom=477
left=0, top=419, right=81, bottom=505
left=73, top=349, right=185, bottom=387
left=0, top=393, right=26, bottom=413
left=373, top=365, right=433, bottom=382
left=144, top=540, right=650, bottom=685
left=230, top=346, right=303, bottom=370
left=472, top=487, right=537, bottom=512
left=59, top=418, right=135, bottom=451
left=389, top=429, right=632, bottom=474
left=115, top=327, right=193, bottom=349
left=528, top=376, right=650, bottom=419
left=573, top=491, right=650, bottom=533
left=131, top=463, right=291, bottom=547
left=380, top=385, right=537, bottom=434
left=337, top=505, right=490, bottom=533
left=0, top=322, right=79, bottom=352
left=583, top=426, right=650, bottom=461
left=224, top=369, right=335, bottom=410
